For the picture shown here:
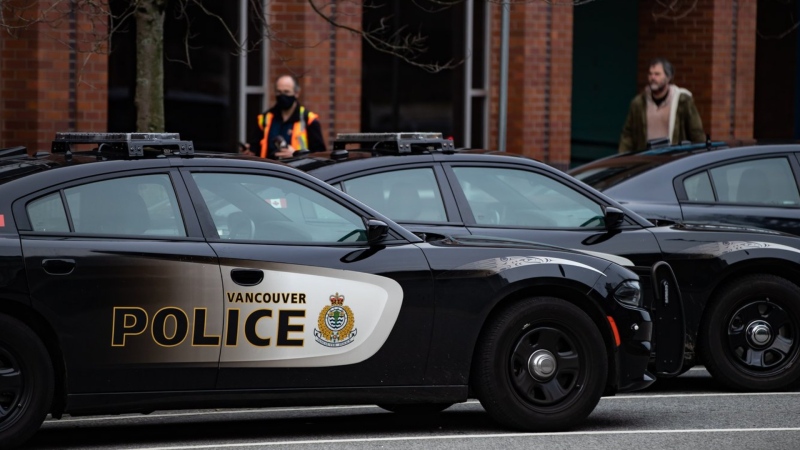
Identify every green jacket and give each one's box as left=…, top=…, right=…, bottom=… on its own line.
left=618, top=86, right=706, bottom=152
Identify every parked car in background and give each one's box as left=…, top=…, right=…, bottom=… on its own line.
left=294, top=133, right=800, bottom=393
left=0, top=133, right=656, bottom=448
left=568, top=141, right=800, bottom=235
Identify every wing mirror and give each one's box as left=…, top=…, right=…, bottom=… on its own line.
left=604, top=206, right=625, bottom=230
left=366, top=219, right=388, bottom=243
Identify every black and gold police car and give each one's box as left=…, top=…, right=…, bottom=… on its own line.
left=294, top=132, right=800, bottom=394
left=0, top=133, right=658, bottom=448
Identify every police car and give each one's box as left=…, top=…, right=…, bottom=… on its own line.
left=292, top=132, right=800, bottom=393
left=0, top=133, right=659, bottom=448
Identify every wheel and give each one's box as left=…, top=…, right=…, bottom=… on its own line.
left=377, top=403, right=453, bottom=414
left=0, top=314, right=54, bottom=449
left=472, top=297, right=607, bottom=432
left=699, top=274, right=800, bottom=391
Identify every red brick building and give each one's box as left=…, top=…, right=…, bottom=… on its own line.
left=1, top=0, right=797, bottom=169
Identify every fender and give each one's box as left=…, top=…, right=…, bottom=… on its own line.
left=423, top=251, right=636, bottom=385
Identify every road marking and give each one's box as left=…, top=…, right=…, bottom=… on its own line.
left=123, top=427, right=800, bottom=450
left=46, top=392, right=800, bottom=424
left=612, top=391, right=800, bottom=399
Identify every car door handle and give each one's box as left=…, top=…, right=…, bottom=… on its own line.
left=230, top=268, right=264, bottom=286
left=42, top=259, right=76, bottom=275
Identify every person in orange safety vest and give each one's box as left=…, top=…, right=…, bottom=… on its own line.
left=243, top=74, right=325, bottom=159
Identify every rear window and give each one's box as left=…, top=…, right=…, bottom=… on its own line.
left=570, top=158, right=667, bottom=191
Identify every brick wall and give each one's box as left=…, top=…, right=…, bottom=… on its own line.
left=636, top=0, right=755, bottom=141
left=267, top=0, right=361, bottom=148
left=0, top=0, right=107, bottom=152
left=488, top=2, right=573, bottom=170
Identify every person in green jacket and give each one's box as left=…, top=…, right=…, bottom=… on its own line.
left=618, top=58, right=706, bottom=153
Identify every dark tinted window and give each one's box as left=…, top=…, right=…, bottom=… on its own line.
left=341, top=168, right=447, bottom=223
left=708, top=158, right=800, bottom=206
left=683, top=172, right=715, bottom=202
left=192, top=173, right=367, bottom=243
left=27, top=192, right=69, bottom=233
left=570, top=158, right=666, bottom=191
left=65, top=175, right=186, bottom=236
left=452, top=167, right=604, bottom=228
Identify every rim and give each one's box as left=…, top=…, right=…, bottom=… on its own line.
left=726, top=300, right=799, bottom=374
left=0, top=344, right=24, bottom=429
left=509, top=326, right=583, bottom=407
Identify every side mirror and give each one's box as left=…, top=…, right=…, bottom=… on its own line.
left=604, top=206, right=625, bottom=230
left=366, top=219, right=388, bottom=243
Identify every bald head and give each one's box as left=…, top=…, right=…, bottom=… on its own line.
left=275, top=75, right=300, bottom=95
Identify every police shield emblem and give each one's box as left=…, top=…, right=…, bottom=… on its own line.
left=314, top=292, right=357, bottom=347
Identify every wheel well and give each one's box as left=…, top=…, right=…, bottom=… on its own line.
left=0, top=300, right=67, bottom=417
left=694, top=260, right=800, bottom=363
left=703, top=259, right=800, bottom=325
left=468, top=284, right=619, bottom=396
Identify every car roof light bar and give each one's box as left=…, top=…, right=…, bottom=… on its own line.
left=333, top=132, right=455, bottom=153
left=51, top=132, right=195, bottom=157
left=0, top=146, right=28, bottom=160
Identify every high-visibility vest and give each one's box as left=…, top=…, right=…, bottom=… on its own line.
left=258, top=106, right=319, bottom=158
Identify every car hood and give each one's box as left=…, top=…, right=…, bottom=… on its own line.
left=670, top=222, right=790, bottom=237
left=429, top=234, right=636, bottom=267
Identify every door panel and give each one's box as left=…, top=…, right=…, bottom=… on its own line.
left=211, top=245, right=434, bottom=389
left=23, top=240, right=223, bottom=393
left=185, top=169, right=436, bottom=389
left=20, top=172, right=223, bottom=393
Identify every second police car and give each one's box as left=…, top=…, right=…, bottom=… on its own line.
left=291, top=132, right=800, bottom=394
left=0, top=133, right=661, bottom=448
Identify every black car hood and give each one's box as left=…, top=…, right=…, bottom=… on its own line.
left=429, top=234, right=635, bottom=267
left=670, top=222, right=789, bottom=236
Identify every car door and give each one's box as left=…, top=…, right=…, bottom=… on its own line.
left=676, top=155, right=800, bottom=235
left=181, top=166, right=435, bottom=390
left=440, top=162, right=663, bottom=267
left=17, top=169, right=223, bottom=393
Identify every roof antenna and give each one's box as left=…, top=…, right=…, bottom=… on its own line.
left=705, top=133, right=711, bottom=151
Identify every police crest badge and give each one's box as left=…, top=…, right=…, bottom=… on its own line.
left=314, top=292, right=357, bottom=347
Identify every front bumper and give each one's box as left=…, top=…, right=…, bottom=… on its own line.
left=611, top=305, right=656, bottom=392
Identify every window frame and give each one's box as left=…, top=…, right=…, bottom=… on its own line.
left=179, top=166, right=408, bottom=245
left=13, top=169, right=202, bottom=240
left=674, top=154, right=800, bottom=209
left=326, top=162, right=465, bottom=226
left=442, top=161, right=642, bottom=229
left=339, top=166, right=450, bottom=224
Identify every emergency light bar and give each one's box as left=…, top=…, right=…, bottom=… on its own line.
left=51, top=132, right=194, bottom=157
left=333, top=132, right=454, bottom=153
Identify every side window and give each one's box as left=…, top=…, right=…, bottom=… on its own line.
left=341, top=168, right=447, bottom=222
left=708, top=158, right=800, bottom=206
left=192, top=172, right=367, bottom=243
left=65, top=175, right=186, bottom=236
left=27, top=192, right=70, bottom=232
left=683, top=171, right=715, bottom=202
left=452, top=167, right=605, bottom=228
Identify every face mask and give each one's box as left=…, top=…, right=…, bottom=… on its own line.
left=276, top=94, right=296, bottom=110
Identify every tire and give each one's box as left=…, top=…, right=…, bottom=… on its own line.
left=472, top=297, right=607, bottom=432
left=0, top=314, right=54, bottom=449
left=699, top=274, right=800, bottom=391
left=377, top=403, right=453, bottom=415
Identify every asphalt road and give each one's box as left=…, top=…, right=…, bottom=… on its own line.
left=25, top=367, right=800, bottom=450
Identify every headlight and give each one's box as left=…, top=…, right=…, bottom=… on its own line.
left=613, top=280, right=642, bottom=307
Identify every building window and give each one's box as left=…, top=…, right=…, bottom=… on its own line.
left=360, top=1, right=487, bottom=147
left=108, top=1, right=265, bottom=153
